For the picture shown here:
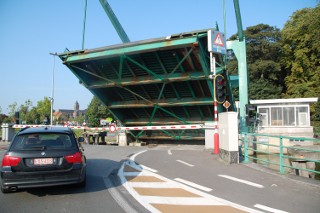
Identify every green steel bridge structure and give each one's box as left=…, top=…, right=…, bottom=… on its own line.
left=58, top=0, right=248, bottom=142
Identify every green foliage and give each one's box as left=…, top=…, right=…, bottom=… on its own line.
left=36, top=97, right=51, bottom=122
left=249, top=78, right=283, bottom=100
left=72, top=129, right=83, bottom=138
left=0, top=114, right=8, bottom=125
left=227, top=24, right=284, bottom=100
left=245, top=24, right=282, bottom=63
left=312, top=99, right=320, bottom=121
left=26, top=107, right=40, bottom=124
left=2, top=97, right=51, bottom=125
left=86, top=96, right=111, bottom=127
left=75, top=114, right=86, bottom=125
left=281, top=6, right=320, bottom=98
left=18, top=100, right=33, bottom=123
left=7, top=102, right=18, bottom=118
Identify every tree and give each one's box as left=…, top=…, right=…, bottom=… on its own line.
left=281, top=5, right=320, bottom=98
left=312, top=98, right=320, bottom=121
left=26, top=107, right=40, bottom=124
left=7, top=102, right=17, bottom=118
left=18, top=100, right=33, bottom=124
left=86, top=96, right=111, bottom=127
left=0, top=114, right=8, bottom=125
left=227, top=24, right=284, bottom=100
left=36, top=97, right=51, bottom=124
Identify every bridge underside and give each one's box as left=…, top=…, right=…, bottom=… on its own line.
left=59, top=29, right=234, bottom=141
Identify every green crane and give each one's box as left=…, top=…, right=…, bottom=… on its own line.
left=99, top=0, right=130, bottom=43
left=227, top=0, right=248, bottom=132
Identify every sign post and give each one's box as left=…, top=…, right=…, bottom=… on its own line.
left=208, top=29, right=226, bottom=155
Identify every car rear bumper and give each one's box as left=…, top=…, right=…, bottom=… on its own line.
left=1, top=165, right=86, bottom=191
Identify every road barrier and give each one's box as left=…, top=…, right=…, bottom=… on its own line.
left=12, top=124, right=206, bottom=131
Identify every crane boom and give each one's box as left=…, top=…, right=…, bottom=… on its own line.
left=99, top=0, right=130, bottom=43
left=233, top=0, right=244, bottom=41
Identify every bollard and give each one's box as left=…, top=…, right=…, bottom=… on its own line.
left=214, top=133, right=219, bottom=154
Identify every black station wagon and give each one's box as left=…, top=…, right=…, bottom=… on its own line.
left=0, top=126, right=86, bottom=193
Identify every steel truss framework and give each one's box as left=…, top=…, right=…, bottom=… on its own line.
left=59, top=30, right=236, bottom=141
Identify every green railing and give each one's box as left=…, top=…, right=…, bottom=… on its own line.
left=241, top=133, right=320, bottom=178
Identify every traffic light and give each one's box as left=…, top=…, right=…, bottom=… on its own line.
left=215, top=74, right=226, bottom=103
left=15, top=111, right=20, bottom=124
left=245, top=104, right=257, bottom=126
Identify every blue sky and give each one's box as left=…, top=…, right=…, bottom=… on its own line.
left=0, top=0, right=317, bottom=115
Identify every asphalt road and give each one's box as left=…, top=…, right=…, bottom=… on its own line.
left=0, top=144, right=145, bottom=213
left=1, top=144, right=319, bottom=213
left=133, top=145, right=320, bottom=213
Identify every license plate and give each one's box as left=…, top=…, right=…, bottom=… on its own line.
left=34, top=158, right=53, bottom=165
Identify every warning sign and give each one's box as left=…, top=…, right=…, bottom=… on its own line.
left=207, top=30, right=226, bottom=54
left=223, top=100, right=231, bottom=109
left=214, top=32, right=224, bottom=47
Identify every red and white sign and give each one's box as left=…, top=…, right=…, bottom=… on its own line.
left=109, top=124, right=116, bottom=133
left=207, top=29, right=226, bottom=54
left=213, top=32, right=225, bottom=47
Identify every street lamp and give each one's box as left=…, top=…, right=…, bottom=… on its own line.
left=49, top=97, right=54, bottom=125
left=49, top=52, right=58, bottom=126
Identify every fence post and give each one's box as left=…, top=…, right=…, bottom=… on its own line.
left=279, top=137, right=285, bottom=174
left=243, top=133, right=249, bottom=163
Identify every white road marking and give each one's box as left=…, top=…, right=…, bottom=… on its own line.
left=174, top=178, right=212, bottom=192
left=254, top=204, right=289, bottom=213
left=141, top=196, right=224, bottom=205
left=130, top=150, right=147, bottom=161
left=218, top=175, right=264, bottom=188
left=128, top=182, right=179, bottom=188
left=124, top=171, right=154, bottom=176
left=104, top=177, right=138, bottom=213
left=141, top=165, right=158, bottom=173
left=119, top=160, right=264, bottom=213
left=118, top=162, right=161, bottom=213
left=176, top=160, right=194, bottom=167
left=168, top=150, right=172, bottom=155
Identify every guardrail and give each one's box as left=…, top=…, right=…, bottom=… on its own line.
left=241, top=133, right=320, bottom=179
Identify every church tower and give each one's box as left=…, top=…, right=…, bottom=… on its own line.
left=73, top=101, right=79, bottom=118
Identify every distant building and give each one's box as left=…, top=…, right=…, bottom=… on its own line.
left=54, top=101, right=86, bottom=123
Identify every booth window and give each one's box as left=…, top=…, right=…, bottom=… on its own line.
left=258, top=105, right=310, bottom=127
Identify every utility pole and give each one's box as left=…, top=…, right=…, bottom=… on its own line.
left=49, top=53, right=58, bottom=126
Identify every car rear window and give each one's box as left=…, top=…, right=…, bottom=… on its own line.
left=11, top=133, right=74, bottom=150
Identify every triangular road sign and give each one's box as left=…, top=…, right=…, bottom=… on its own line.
left=213, top=32, right=224, bottom=47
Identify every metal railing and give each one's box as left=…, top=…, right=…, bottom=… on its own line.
left=241, top=133, right=320, bottom=178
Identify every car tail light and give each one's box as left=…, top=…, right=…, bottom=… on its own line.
left=1, top=154, right=22, bottom=167
left=65, top=152, right=83, bottom=164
